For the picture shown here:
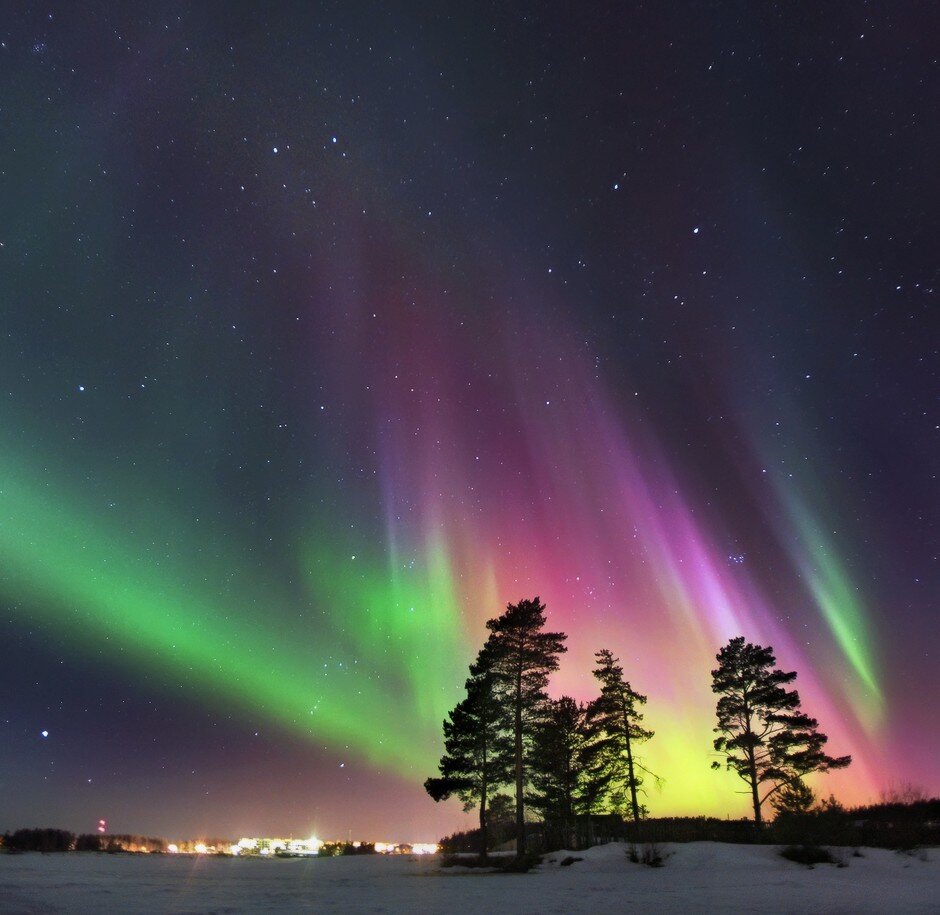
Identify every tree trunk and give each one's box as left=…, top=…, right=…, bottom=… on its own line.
left=478, top=782, right=488, bottom=860
left=742, top=694, right=763, bottom=831
left=621, top=694, right=641, bottom=828
left=564, top=754, right=573, bottom=849
left=515, top=666, right=526, bottom=855
left=748, top=749, right=762, bottom=829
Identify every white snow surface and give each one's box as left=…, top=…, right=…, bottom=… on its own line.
left=1, top=842, right=937, bottom=914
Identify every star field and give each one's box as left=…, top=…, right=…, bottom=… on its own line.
left=0, top=2, right=937, bottom=840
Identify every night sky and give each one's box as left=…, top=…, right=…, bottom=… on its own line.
left=1, top=2, right=937, bottom=842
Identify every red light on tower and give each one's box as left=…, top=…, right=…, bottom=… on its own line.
left=97, top=819, right=107, bottom=834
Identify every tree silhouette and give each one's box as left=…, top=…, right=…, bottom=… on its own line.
left=577, top=718, right=617, bottom=845
left=711, top=636, right=851, bottom=826
left=588, top=648, right=656, bottom=826
left=4, top=828, right=75, bottom=852
left=483, top=597, right=567, bottom=854
left=424, top=651, right=512, bottom=858
left=771, top=778, right=816, bottom=817
left=529, top=696, right=593, bottom=848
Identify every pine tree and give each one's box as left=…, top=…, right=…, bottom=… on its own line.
left=588, top=648, right=655, bottom=826
left=771, top=778, right=816, bottom=817
left=578, top=714, right=617, bottom=845
left=424, top=652, right=513, bottom=858
left=483, top=597, right=567, bottom=855
left=711, top=636, right=851, bottom=827
left=529, top=696, right=592, bottom=849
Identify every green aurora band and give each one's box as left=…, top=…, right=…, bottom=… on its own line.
left=779, top=489, right=884, bottom=729
left=0, top=448, right=468, bottom=775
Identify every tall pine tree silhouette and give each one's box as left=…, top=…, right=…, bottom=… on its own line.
left=484, top=597, right=567, bottom=855
left=588, top=648, right=656, bottom=826
left=529, top=696, right=592, bottom=849
left=424, top=651, right=512, bottom=858
left=711, top=636, right=851, bottom=827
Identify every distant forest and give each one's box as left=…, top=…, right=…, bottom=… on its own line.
left=1, top=830, right=167, bottom=853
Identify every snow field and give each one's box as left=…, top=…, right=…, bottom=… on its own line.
left=1, top=841, right=937, bottom=914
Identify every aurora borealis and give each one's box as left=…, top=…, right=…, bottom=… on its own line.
left=1, top=3, right=937, bottom=841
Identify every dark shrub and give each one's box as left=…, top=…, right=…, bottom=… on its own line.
left=627, top=842, right=666, bottom=866
left=781, top=845, right=838, bottom=866
left=498, top=853, right=542, bottom=873
left=440, top=852, right=541, bottom=872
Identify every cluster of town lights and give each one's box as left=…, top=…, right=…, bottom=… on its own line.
left=166, top=837, right=438, bottom=856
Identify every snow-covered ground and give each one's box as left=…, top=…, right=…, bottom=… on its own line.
left=1, top=842, right=937, bottom=913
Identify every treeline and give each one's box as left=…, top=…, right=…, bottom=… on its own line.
left=81, top=834, right=169, bottom=853
left=440, top=801, right=940, bottom=854
left=1, top=831, right=168, bottom=853
left=773, top=796, right=940, bottom=849
left=441, top=816, right=767, bottom=853
left=426, top=597, right=853, bottom=857
left=3, top=829, right=75, bottom=853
